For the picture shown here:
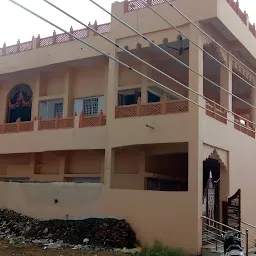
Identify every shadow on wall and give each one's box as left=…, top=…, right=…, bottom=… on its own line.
left=0, top=182, right=104, bottom=220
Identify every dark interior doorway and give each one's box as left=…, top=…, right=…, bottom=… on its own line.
left=203, top=158, right=220, bottom=222
left=7, top=84, right=32, bottom=123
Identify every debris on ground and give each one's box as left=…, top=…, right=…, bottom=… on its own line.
left=0, top=208, right=138, bottom=251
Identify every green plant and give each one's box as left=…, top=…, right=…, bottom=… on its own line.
left=140, top=241, right=184, bottom=256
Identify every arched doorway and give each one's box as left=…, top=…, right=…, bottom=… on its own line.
left=7, top=84, right=33, bottom=123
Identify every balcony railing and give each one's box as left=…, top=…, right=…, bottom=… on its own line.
left=79, top=110, right=106, bottom=128
left=38, top=115, right=75, bottom=131
left=234, top=115, right=255, bottom=139
left=115, top=97, right=188, bottom=118
left=0, top=112, right=106, bottom=134
left=0, top=22, right=111, bottom=57
left=205, top=101, right=227, bottom=124
left=0, top=118, right=34, bottom=134
left=123, top=0, right=256, bottom=38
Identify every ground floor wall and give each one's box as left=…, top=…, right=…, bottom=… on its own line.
left=0, top=181, right=200, bottom=253
left=203, top=116, right=256, bottom=238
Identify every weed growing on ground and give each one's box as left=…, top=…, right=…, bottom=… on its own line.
left=140, top=241, right=184, bottom=256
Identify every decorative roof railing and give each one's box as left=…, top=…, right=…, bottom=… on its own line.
left=0, top=21, right=111, bottom=57
left=124, top=0, right=256, bottom=38
left=0, top=0, right=255, bottom=57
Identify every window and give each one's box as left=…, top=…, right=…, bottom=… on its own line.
left=118, top=89, right=141, bottom=106
left=54, top=102, right=63, bottom=118
left=69, top=177, right=101, bottom=183
left=148, top=91, right=161, bottom=103
left=39, top=99, right=63, bottom=120
left=74, top=96, right=104, bottom=116
left=146, top=178, right=188, bottom=191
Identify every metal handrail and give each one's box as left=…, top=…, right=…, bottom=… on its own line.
left=202, top=216, right=246, bottom=235
left=202, top=216, right=249, bottom=256
left=242, top=221, right=256, bottom=230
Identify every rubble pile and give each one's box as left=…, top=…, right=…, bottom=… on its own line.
left=0, top=209, right=138, bottom=250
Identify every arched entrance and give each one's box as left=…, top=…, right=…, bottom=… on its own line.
left=203, top=149, right=228, bottom=222
left=7, top=84, right=33, bottom=123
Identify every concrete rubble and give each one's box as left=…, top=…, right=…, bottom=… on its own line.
left=0, top=208, right=139, bottom=252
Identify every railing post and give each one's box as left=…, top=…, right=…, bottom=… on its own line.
left=213, top=103, right=216, bottom=119
left=36, top=34, right=40, bottom=49
left=147, top=0, right=152, bottom=5
left=246, top=229, right=249, bottom=256
left=161, top=95, right=167, bottom=114
left=99, top=110, right=103, bottom=126
left=17, top=39, right=20, bottom=52
left=2, top=43, right=6, bottom=56
left=53, top=30, right=57, bottom=44
left=69, top=26, right=74, bottom=41
left=79, top=112, right=84, bottom=128
left=93, top=20, right=98, bottom=36
left=17, top=118, right=21, bottom=133
left=55, top=114, right=59, bottom=129
left=137, top=97, right=141, bottom=116
left=124, top=0, right=128, bottom=12
left=235, top=0, right=239, bottom=14
left=2, top=121, right=5, bottom=134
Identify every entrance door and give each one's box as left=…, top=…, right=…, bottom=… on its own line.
left=203, top=158, right=220, bottom=222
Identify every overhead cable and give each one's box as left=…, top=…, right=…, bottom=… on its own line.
left=144, top=0, right=256, bottom=91
left=165, top=0, right=256, bottom=81
left=87, top=0, right=256, bottom=124
left=42, top=0, right=255, bottom=125
left=8, top=0, right=256, bottom=134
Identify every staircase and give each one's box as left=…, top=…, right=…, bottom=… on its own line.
left=201, top=216, right=256, bottom=256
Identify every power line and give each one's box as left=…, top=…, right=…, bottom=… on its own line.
left=8, top=0, right=256, bottom=135
left=165, top=0, right=256, bottom=83
left=87, top=0, right=256, bottom=124
left=90, top=0, right=256, bottom=100
left=43, top=0, right=255, bottom=127
left=144, top=1, right=256, bottom=92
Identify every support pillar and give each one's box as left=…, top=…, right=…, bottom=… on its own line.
left=104, top=41, right=119, bottom=188
left=188, top=24, right=204, bottom=254
left=31, top=73, right=41, bottom=119
left=63, top=69, right=72, bottom=117
left=220, top=55, right=232, bottom=111
left=141, top=62, right=152, bottom=103
left=251, top=85, right=256, bottom=125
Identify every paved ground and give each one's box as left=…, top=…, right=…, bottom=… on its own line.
left=0, top=242, right=118, bottom=256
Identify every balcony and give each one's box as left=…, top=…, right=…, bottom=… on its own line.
left=0, top=111, right=107, bottom=154
left=115, top=97, right=188, bottom=118
left=205, top=101, right=256, bottom=139
left=110, top=97, right=190, bottom=147
left=205, top=101, right=227, bottom=124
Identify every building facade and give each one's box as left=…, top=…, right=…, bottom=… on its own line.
left=0, top=0, right=256, bottom=253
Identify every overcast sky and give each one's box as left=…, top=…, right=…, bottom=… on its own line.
left=0, top=0, right=255, bottom=46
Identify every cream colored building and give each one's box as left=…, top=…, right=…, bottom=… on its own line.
left=0, top=0, right=255, bottom=253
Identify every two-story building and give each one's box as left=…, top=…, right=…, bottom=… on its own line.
left=0, top=0, right=256, bottom=253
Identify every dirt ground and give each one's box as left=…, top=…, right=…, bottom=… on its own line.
left=0, top=242, right=121, bottom=256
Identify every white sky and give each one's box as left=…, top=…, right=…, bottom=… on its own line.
left=0, top=0, right=255, bottom=46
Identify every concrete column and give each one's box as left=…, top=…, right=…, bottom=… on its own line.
left=141, top=63, right=150, bottom=103
left=31, top=73, right=41, bottom=119
left=63, top=69, right=72, bottom=117
left=220, top=55, right=232, bottom=111
left=104, top=39, right=119, bottom=188
left=251, top=85, right=256, bottom=124
left=188, top=24, right=204, bottom=254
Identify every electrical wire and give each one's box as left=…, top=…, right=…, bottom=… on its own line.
left=89, top=0, right=256, bottom=100
left=8, top=0, right=256, bottom=135
left=165, top=0, right=256, bottom=81
left=87, top=0, right=256, bottom=125
left=144, top=1, right=256, bottom=91
left=42, top=0, right=255, bottom=126
left=146, top=0, right=256, bottom=92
